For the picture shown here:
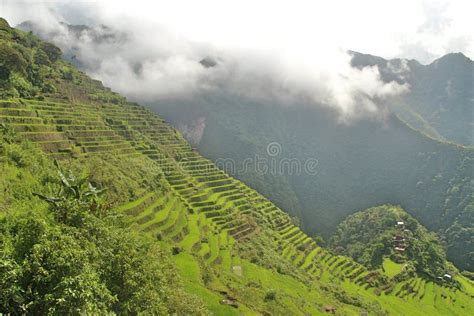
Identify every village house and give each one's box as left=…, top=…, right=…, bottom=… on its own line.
left=443, top=274, right=452, bottom=280
left=393, top=235, right=405, bottom=241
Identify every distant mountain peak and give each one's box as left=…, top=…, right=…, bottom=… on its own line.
left=431, top=52, right=472, bottom=66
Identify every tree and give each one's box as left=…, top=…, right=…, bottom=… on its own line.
left=370, top=242, right=386, bottom=267
left=0, top=18, right=10, bottom=31
left=34, top=49, right=51, bottom=66
left=0, top=43, right=27, bottom=76
left=39, top=42, right=62, bottom=63
left=0, top=123, right=16, bottom=144
left=33, top=160, right=108, bottom=225
left=0, top=66, right=9, bottom=81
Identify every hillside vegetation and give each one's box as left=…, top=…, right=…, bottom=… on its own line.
left=351, top=51, right=473, bottom=146
left=330, top=205, right=452, bottom=279
left=151, top=77, right=473, bottom=271
left=1, top=18, right=473, bottom=314
left=0, top=145, right=205, bottom=314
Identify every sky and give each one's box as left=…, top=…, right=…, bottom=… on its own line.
left=2, top=0, right=472, bottom=63
left=1, top=0, right=472, bottom=119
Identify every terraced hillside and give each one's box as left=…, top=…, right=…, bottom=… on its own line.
left=149, top=57, right=473, bottom=271
left=2, top=96, right=474, bottom=314
left=1, top=19, right=473, bottom=314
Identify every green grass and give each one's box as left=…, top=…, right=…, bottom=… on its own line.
left=180, top=213, right=201, bottom=251
left=117, top=192, right=154, bottom=212
left=382, top=258, right=404, bottom=278
left=174, top=253, right=242, bottom=315
left=206, top=231, right=220, bottom=264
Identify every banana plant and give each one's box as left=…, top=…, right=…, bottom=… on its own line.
left=33, top=160, right=107, bottom=221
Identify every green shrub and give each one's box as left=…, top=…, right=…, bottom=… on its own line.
left=41, top=82, right=56, bottom=93
left=0, top=65, right=9, bottom=81
left=0, top=123, right=16, bottom=144
left=0, top=18, right=10, bottom=31
left=264, top=289, right=277, bottom=301
left=172, top=246, right=182, bottom=255
left=34, top=48, right=51, bottom=66
left=10, top=72, right=34, bottom=97
left=11, top=43, right=32, bottom=63
left=39, top=42, right=62, bottom=63
left=59, top=67, right=73, bottom=80
left=0, top=43, right=27, bottom=75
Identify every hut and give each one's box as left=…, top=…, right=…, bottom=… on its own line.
left=443, top=274, right=452, bottom=280
left=393, top=235, right=405, bottom=241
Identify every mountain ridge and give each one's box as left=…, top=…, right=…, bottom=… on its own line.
left=351, top=50, right=473, bottom=146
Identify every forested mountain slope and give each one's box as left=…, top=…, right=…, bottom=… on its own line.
left=150, top=63, right=473, bottom=272
left=351, top=51, right=473, bottom=146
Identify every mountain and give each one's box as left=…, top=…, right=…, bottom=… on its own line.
left=2, top=18, right=473, bottom=314
left=150, top=90, right=473, bottom=271
left=23, top=19, right=471, bottom=271
left=23, top=18, right=470, bottom=147
left=18, top=17, right=472, bottom=271
left=351, top=51, right=473, bottom=145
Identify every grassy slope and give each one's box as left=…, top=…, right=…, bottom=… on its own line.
left=383, top=258, right=403, bottom=278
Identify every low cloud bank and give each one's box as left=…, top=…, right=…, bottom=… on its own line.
left=8, top=1, right=459, bottom=119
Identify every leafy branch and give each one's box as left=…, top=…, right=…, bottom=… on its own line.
left=33, top=160, right=109, bottom=223
left=0, top=122, right=16, bottom=144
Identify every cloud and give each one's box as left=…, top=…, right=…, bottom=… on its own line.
left=2, top=0, right=471, bottom=120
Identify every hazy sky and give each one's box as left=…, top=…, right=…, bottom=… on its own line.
left=2, top=0, right=472, bottom=63
left=1, top=0, right=472, bottom=119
